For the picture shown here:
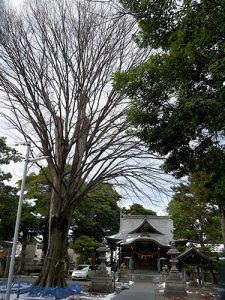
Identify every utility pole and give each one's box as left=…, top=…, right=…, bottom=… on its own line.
left=5, top=142, right=31, bottom=300
left=5, top=143, right=48, bottom=300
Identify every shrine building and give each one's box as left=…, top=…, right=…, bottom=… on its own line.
left=106, top=215, right=173, bottom=271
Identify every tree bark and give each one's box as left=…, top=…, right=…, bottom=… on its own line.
left=34, top=212, right=70, bottom=287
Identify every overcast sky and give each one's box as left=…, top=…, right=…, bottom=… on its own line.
left=0, top=0, right=174, bottom=216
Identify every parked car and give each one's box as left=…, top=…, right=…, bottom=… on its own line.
left=67, top=263, right=76, bottom=276
left=71, top=264, right=96, bottom=280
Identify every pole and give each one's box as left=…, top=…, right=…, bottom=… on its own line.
left=5, top=143, right=31, bottom=300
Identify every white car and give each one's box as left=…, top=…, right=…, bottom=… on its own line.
left=71, top=264, right=96, bottom=280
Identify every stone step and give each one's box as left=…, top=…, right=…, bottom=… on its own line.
left=131, top=274, right=159, bottom=281
left=130, top=271, right=160, bottom=282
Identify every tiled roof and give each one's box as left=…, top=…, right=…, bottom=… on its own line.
left=177, top=247, right=215, bottom=262
left=107, top=215, right=173, bottom=247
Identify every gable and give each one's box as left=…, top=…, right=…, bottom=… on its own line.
left=106, top=215, right=173, bottom=247
left=128, top=218, right=163, bottom=235
left=177, top=247, right=214, bottom=264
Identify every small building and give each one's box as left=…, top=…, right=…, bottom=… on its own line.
left=106, top=215, right=173, bottom=271
left=177, top=247, right=216, bottom=285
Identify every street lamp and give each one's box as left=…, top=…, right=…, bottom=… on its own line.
left=5, top=142, right=48, bottom=300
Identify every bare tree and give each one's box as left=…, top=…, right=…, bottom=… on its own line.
left=0, top=0, right=167, bottom=287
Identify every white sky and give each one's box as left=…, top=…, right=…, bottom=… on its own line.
left=0, top=0, right=174, bottom=216
left=7, top=0, right=23, bottom=8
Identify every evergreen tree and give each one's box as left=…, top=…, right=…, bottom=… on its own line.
left=167, top=172, right=222, bottom=250
left=122, top=203, right=156, bottom=216
left=115, top=0, right=225, bottom=247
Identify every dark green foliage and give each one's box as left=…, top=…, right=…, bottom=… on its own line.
left=20, top=167, right=51, bottom=253
left=0, top=137, right=38, bottom=243
left=25, top=168, right=51, bottom=214
left=70, top=183, right=121, bottom=241
left=122, top=203, right=156, bottom=215
left=70, top=235, right=100, bottom=264
left=0, top=137, right=21, bottom=182
left=0, top=185, right=43, bottom=244
left=116, top=0, right=225, bottom=177
left=167, top=172, right=222, bottom=248
left=116, top=0, right=225, bottom=246
left=0, top=185, right=19, bottom=241
left=119, top=0, right=177, bottom=49
left=0, top=137, right=20, bottom=165
left=24, top=169, right=121, bottom=243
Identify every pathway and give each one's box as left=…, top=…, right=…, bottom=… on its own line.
left=114, top=280, right=156, bottom=300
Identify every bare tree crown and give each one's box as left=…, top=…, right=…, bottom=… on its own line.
left=0, top=0, right=168, bottom=204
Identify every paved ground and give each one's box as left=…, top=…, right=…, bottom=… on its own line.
left=114, top=282, right=221, bottom=300
left=1, top=274, right=222, bottom=300
left=112, top=269, right=223, bottom=300
left=114, top=280, right=156, bottom=300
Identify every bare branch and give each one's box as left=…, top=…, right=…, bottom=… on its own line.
left=0, top=0, right=166, bottom=211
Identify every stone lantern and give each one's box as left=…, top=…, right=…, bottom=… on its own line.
left=90, top=239, right=113, bottom=293
left=164, top=241, right=187, bottom=297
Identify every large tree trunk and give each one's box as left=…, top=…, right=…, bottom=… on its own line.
left=34, top=115, right=72, bottom=287
left=34, top=212, right=71, bottom=287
